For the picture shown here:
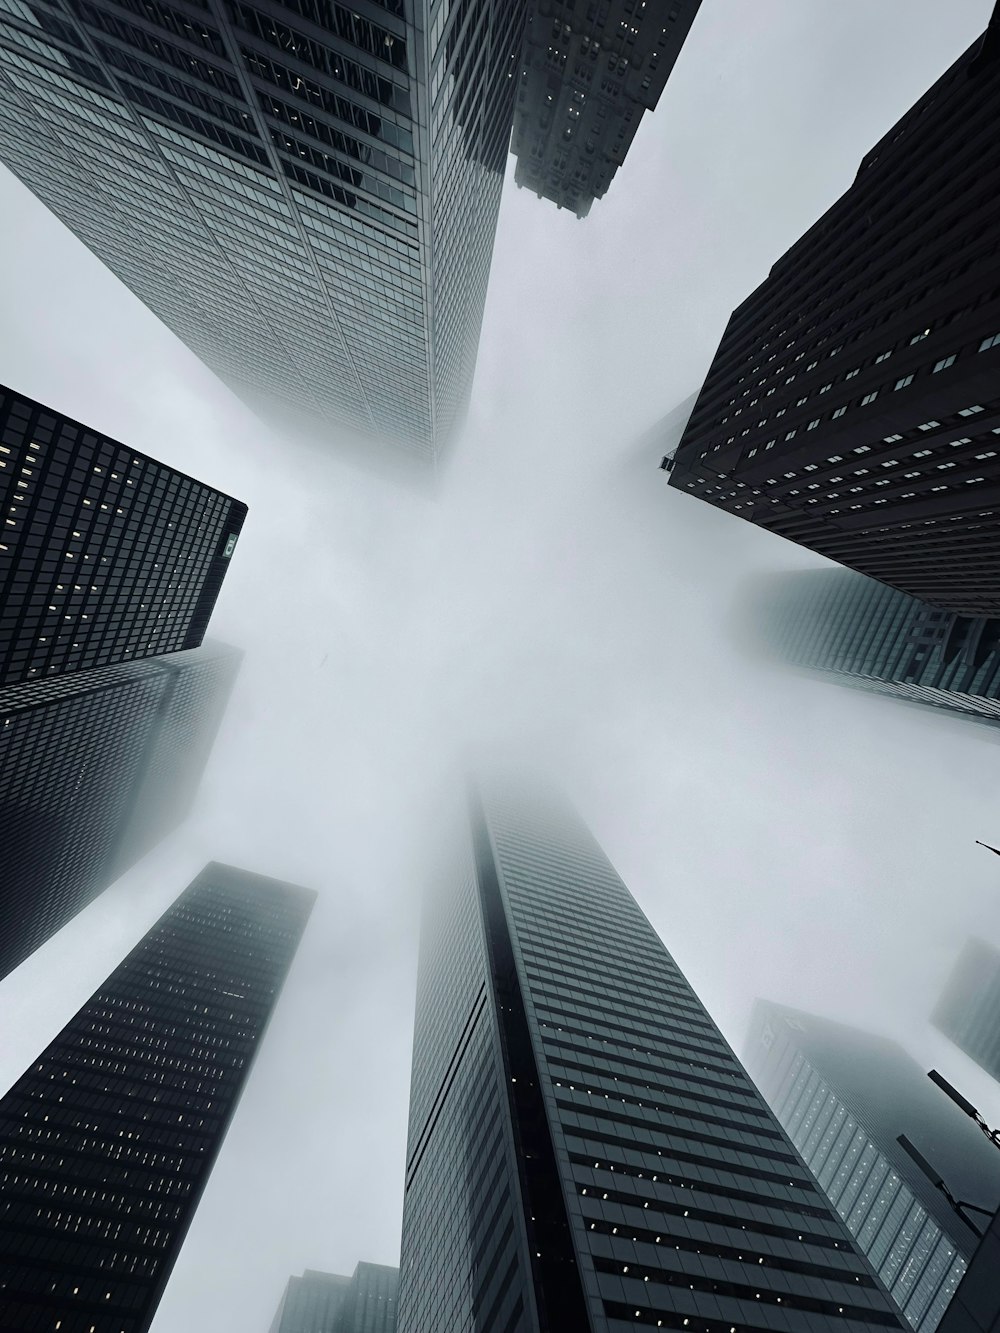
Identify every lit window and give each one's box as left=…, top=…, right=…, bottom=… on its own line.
left=832, top=406, right=847, bottom=418
left=893, top=375, right=914, bottom=390
left=978, top=332, right=1000, bottom=352
left=875, top=349, right=893, bottom=363
left=861, top=391, right=879, bottom=404
left=917, top=420, right=940, bottom=431
left=959, top=405, right=984, bottom=416
left=932, top=355, right=956, bottom=373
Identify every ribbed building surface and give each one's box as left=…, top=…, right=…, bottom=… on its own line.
left=745, top=568, right=1000, bottom=732
left=0, top=0, right=525, bottom=459
left=398, top=781, right=906, bottom=1332
left=0, top=383, right=245, bottom=686
left=510, top=0, right=699, bottom=216
left=932, top=939, right=1000, bottom=1086
left=666, top=12, right=1000, bottom=616
left=0, top=641, right=242, bottom=982
left=745, top=1002, right=1000, bottom=1333
left=270, top=1262, right=398, bottom=1332
left=0, top=862, right=315, bottom=1333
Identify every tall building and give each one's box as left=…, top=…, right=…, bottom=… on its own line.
left=0, top=0, right=526, bottom=461
left=270, top=1263, right=398, bottom=1333
left=933, top=939, right=1000, bottom=1086
left=0, top=640, right=242, bottom=982
left=745, top=1001, right=1000, bottom=1332
left=0, top=383, right=246, bottom=687
left=510, top=0, right=700, bottom=216
left=935, top=1208, right=1000, bottom=1333
left=397, top=781, right=906, bottom=1332
left=745, top=568, right=1000, bottom=732
left=0, top=861, right=315, bottom=1333
left=665, top=12, right=1000, bottom=617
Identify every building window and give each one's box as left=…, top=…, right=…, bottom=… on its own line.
left=932, top=355, right=956, bottom=373
left=861, top=391, right=879, bottom=404
left=978, top=332, right=1000, bottom=352
left=893, top=375, right=914, bottom=391
left=875, top=349, right=893, bottom=363
left=958, top=405, right=984, bottom=416
left=832, top=406, right=847, bottom=418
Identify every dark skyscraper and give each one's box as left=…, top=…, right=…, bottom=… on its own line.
left=0, top=383, right=246, bottom=687
left=933, top=939, right=1000, bottom=1087
left=0, top=862, right=315, bottom=1333
left=0, top=641, right=241, bottom=982
left=935, top=1209, right=1000, bottom=1333
left=270, top=1263, right=398, bottom=1333
left=665, top=14, right=1000, bottom=617
left=745, top=568, right=1000, bottom=732
left=0, top=0, right=525, bottom=460
left=510, top=0, right=700, bottom=217
left=745, top=1001, right=1000, bottom=1332
left=397, top=781, right=905, bottom=1332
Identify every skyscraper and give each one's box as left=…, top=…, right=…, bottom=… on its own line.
left=933, top=939, right=1000, bottom=1087
left=510, top=0, right=700, bottom=216
left=0, top=0, right=525, bottom=460
left=0, top=862, right=315, bottom=1333
left=0, top=383, right=246, bottom=687
left=664, top=12, right=1000, bottom=617
left=270, top=1263, right=398, bottom=1333
left=744, top=568, right=1000, bottom=733
left=0, top=641, right=242, bottom=982
left=745, top=1001, right=1000, bottom=1332
left=397, top=781, right=906, bottom=1332
left=935, top=1208, right=1000, bottom=1333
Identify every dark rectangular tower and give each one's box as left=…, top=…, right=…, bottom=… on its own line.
left=397, top=781, right=906, bottom=1332
left=744, top=568, right=1000, bottom=732
left=0, top=862, right=315, bottom=1333
left=665, top=13, right=1000, bottom=616
left=0, top=0, right=526, bottom=459
left=0, top=641, right=242, bottom=982
left=270, top=1262, right=398, bottom=1332
left=745, top=1001, right=1000, bottom=1332
left=0, top=383, right=246, bottom=686
left=933, top=939, right=1000, bottom=1087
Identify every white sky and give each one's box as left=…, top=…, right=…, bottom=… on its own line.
left=2, top=3, right=1000, bottom=1329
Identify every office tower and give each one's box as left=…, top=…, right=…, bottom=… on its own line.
left=665, top=13, right=1000, bottom=617
left=935, top=1208, right=1000, bottom=1333
left=270, top=1263, right=398, bottom=1333
left=0, top=862, right=315, bottom=1333
left=0, top=383, right=246, bottom=687
left=933, top=939, right=1000, bottom=1086
left=0, top=641, right=241, bottom=982
left=746, top=568, right=1000, bottom=731
left=745, top=1002, right=1000, bottom=1332
left=0, top=0, right=525, bottom=461
left=397, top=781, right=905, bottom=1332
left=510, top=0, right=699, bottom=216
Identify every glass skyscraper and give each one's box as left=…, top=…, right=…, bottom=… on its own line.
left=270, top=1263, right=398, bottom=1332
left=397, top=781, right=906, bottom=1332
left=745, top=1002, right=1000, bottom=1332
left=745, top=568, right=1000, bottom=733
left=0, top=862, right=315, bottom=1333
left=0, top=383, right=246, bottom=687
left=0, top=641, right=242, bottom=982
left=0, top=0, right=525, bottom=460
left=932, top=938, right=1000, bottom=1087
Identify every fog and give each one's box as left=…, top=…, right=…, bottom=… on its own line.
left=2, top=1, right=999, bottom=1328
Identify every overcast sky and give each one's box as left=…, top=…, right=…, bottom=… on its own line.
left=2, top=2, right=1000, bottom=1329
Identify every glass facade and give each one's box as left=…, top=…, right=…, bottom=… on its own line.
left=0, top=0, right=525, bottom=460
left=0, top=862, right=315, bottom=1333
left=0, top=384, right=246, bottom=687
left=270, top=1263, right=398, bottom=1333
left=398, top=782, right=906, bottom=1332
left=0, top=641, right=242, bottom=983
left=746, top=1003, right=1000, bottom=1332
left=746, top=568, right=1000, bottom=733
left=932, top=938, right=1000, bottom=1087
left=666, top=23, right=1000, bottom=617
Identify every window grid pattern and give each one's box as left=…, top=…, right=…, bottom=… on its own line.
left=270, top=1262, right=398, bottom=1333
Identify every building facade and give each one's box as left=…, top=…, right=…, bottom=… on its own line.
left=397, top=781, right=906, bottom=1332
left=0, top=641, right=242, bottom=982
left=665, top=13, right=1000, bottom=616
left=935, top=1208, right=1000, bottom=1333
left=270, top=1263, right=398, bottom=1333
left=0, top=383, right=245, bottom=686
left=932, top=939, right=1000, bottom=1086
left=745, top=1002, right=1000, bottom=1332
left=0, top=0, right=525, bottom=460
left=510, top=0, right=699, bottom=216
left=745, top=568, right=1000, bottom=732
left=0, top=862, right=315, bottom=1333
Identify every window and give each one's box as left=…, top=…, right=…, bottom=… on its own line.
left=875, top=349, right=893, bottom=363
left=819, top=383, right=832, bottom=394
left=932, top=355, right=956, bottom=373
left=978, top=332, right=1000, bottom=352
left=958, top=405, right=984, bottom=416
left=883, top=433, right=903, bottom=443
left=861, top=391, right=879, bottom=405
left=845, top=368, right=860, bottom=379
left=917, top=420, right=940, bottom=431
left=909, top=328, right=931, bottom=343
left=832, top=406, right=847, bottom=419
left=894, top=375, right=914, bottom=390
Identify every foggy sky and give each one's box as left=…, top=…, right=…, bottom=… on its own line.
left=2, top=3, right=1000, bottom=1330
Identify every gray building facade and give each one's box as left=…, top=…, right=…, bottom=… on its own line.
left=935, top=1209, right=1000, bottom=1333
left=397, top=781, right=905, bottom=1332
left=270, top=1263, right=398, bottom=1332
left=933, top=939, right=1000, bottom=1087
left=0, top=0, right=525, bottom=460
left=745, top=1002, right=1000, bottom=1332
